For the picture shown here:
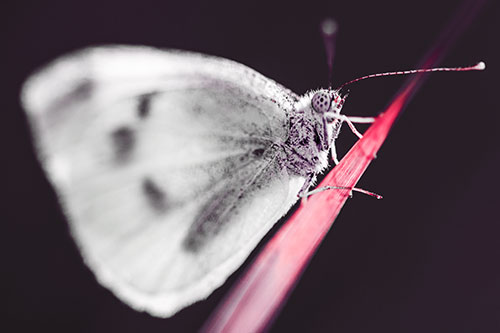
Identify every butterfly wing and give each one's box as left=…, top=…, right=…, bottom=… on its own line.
left=21, top=46, right=306, bottom=317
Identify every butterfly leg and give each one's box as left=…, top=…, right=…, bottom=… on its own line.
left=342, top=117, right=364, bottom=139
left=330, top=143, right=340, bottom=165
left=326, top=113, right=376, bottom=139
left=345, top=115, right=376, bottom=123
left=301, top=185, right=383, bottom=201
left=343, top=116, right=376, bottom=139
left=298, top=173, right=317, bottom=202
left=342, top=117, right=379, bottom=161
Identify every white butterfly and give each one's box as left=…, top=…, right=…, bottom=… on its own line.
left=21, top=45, right=368, bottom=317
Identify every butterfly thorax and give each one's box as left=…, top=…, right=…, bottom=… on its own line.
left=281, top=107, right=330, bottom=178
left=280, top=90, right=345, bottom=187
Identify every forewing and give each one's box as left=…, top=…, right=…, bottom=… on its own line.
left=21, top=46, right=305, bottom=317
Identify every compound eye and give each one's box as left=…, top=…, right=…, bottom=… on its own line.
left=311, top=91, right=332, bottom=113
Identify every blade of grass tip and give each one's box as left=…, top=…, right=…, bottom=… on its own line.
left=202, top=0, right=487, bottom=331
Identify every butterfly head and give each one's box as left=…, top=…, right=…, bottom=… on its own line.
left=311, top=88, right=348, bottom=119
left=303, top=88, right=350, bottom=154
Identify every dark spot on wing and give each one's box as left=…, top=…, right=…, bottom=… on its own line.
left=252, top=148, right=265, bottom=157
left=182, top=189, right=237, bottom=252
left=192, top=104, right=203, bottom=114
left=111, top=126, right=135, bottom=162
left=50, top=79, right=94, bottom=113
left=181, top=149, right=284, bottom=253
left=72, top=80, right=93, bottom=99
left=142, top=177, right=168, bottom=213
left=182, top=162, right=275, bottom=252
left=137, top=93, right=154, bottom=119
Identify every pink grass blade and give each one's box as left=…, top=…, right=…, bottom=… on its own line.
left=202, top=1, right=487, bottom=331
left=202, top=78, right=414, bottom=333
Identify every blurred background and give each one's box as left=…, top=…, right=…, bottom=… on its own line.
left=3, top=0, right=499, bottom=332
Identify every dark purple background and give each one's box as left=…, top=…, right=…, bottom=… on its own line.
left=3, top=0, right=499, bottom=332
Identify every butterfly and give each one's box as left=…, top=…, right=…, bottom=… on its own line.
left=22, top=45, right=481, bottom=317
left=21, top=45, right=366, bottom=317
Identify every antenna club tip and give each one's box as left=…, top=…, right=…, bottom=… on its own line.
left=321, top=18, right=338, bottom=36
left=476, top=61, right=486, bottom=70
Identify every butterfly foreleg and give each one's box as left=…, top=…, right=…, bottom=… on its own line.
left=325, top=113, right=375, bottom=140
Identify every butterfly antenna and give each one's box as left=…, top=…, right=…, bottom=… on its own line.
left=320, top=18, right=338, bottom=88
left=336, top=61, right=485, bottom=90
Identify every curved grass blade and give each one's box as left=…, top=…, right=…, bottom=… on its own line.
left=202, top=0, right=487, bottom=331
